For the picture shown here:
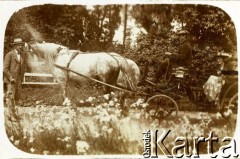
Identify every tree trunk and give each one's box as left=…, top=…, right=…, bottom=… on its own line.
left=122, top=4, right=128, bottom=54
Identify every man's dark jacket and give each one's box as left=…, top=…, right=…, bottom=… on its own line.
left=171, top=40, right=192, bottom=67
left=3, top=50, right=25, bottom=84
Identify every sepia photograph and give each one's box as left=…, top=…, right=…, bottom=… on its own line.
left=1, top=1, right=239, bottom=158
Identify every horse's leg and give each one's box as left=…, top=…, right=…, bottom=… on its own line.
left=105, top=67, right=130, bottom=116
left=53, top=65, right=72, bottom=106
left=59, top=81, right=71, bottom=106
left=120, top=91, right=130, bottom=116
left=104, top=67, right=120, bottom=94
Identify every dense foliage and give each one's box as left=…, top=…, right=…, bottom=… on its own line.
left=4, top=4, right=237, bottom=84
left=5, top=4, right=121, bottom=51
left=128, top=4, right=237, bottom=84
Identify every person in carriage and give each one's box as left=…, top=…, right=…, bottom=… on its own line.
left=154, top=29, right=192, bottom=81
left=203, top=51, right=236, bottom=112
left=154, top=29, right=194, bottom=100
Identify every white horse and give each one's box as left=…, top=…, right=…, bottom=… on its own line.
left=27, top=42, right=121, bottom=106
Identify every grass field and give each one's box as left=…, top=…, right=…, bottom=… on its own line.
left=4, top=85, right=238, bottom=156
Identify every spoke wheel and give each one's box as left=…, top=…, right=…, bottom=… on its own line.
left=146, top=94, right=178, bottom=119
left=220, top=82, right=238, bottom=118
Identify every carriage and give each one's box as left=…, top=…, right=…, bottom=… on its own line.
left=21, top=42, right=238, bottom=120
left=139, top=64, right=238, bottom=120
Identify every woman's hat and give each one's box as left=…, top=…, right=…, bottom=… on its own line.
left=178, top=30, right=190, bottom=35
left=216, top=52, right=232, bottom=58
left=12, top=38, right=24, bottom=45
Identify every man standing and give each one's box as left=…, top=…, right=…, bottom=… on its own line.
left=4, top=38, right=25, bottom=120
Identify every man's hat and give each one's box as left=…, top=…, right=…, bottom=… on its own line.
left=12, top=38, right=24, bottom=45
left=178, top=30, right=190, bottom=35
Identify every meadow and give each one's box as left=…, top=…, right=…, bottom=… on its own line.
left=4, top=88, right=237, bottom=156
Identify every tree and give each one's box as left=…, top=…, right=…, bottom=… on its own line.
left=4, top=4, right=122, bottom=53
left=129, top=4, right=236, bottom=84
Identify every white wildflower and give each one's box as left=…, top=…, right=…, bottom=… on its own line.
left=93, top=132, right=100, bottom=138
left=110, top=92, right=115, bottom=96
left=99, top=109, right=109, bottom=116
left=103, top=102, right=108, bottom=107
left=223, top=109, right=232, bottom=118
left=216, top=112, right=222, bottom=120
left=136, top=98, right=144, bottom=106
left=110, top=114, right=118, bottom=122
left=61, top=113, right=70, bottom=121
left=56, top=150, right=60, bottom=155
left=150, top=119, right=160, bottom=128
left=96, top=105, right=102, bottom=110
left=115, top=103, right=120, bottom=108
left=63, top=136, right=71, bottom=142
left=76, top=141, right=90, bottom=154
left=108, top=100, right=115, bottom=107
left=101, top=125, right=108, bottom=132
left=14, top=140, right=20, bottom=146
left=100, top=116, right=111, bottom=123
left=86, top=97, right=93, bottom=102
left=107, top=128, right=113, bottom=134
left=54, top=121, right=62, bottom=129
left=43, top=150, right=49, bottom=155
left=113, top=98, right=118, bottom=102
left=130, top=103, right=137, bottom=108
left=63, top=98, right=71, bottom=106
left=132, top=113, right=141, bottom=120
left=66, top=144, right=72, bottom=148
left=79, top=100, right=84, bottom=104
left=103, top=94, right=110, bottom=100
left=87, top=109, right=92, bottom=115
left=93, top=115, right=100, bottom=121
left=36, top=101, right=41, bottom=105
left=141, top=103, right=148, bottom=108
left=183, top=115, right=190, bottom=124
left=57, top=137, right=62, bottom=141
left=29, top=136, right=35, bottom=143
left=30, top=147, right=35, bottom=153
left=9, top=136, right=14, bottom=142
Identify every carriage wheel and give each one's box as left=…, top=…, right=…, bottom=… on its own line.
left=146, top=94, right=178, bottom=119
left=220, top=82, right=238, bottom=117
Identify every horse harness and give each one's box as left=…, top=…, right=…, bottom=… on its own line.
left=107, top=53, right=136, bottom=91
left=65, top=51, right=80, bottom=82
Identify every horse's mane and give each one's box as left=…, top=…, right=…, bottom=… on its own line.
left=27, top=42, right=69, bottom=67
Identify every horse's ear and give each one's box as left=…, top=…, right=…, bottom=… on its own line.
left=24, top=42, right=31, bottom=51
left=56, top=47, right=62, bottom=53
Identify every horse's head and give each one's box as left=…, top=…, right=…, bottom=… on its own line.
left=23, top=42, right=45, bottom=72
left=24, top=42, right=68, bottom=72
left=26, top=42, right=45, bottom=60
